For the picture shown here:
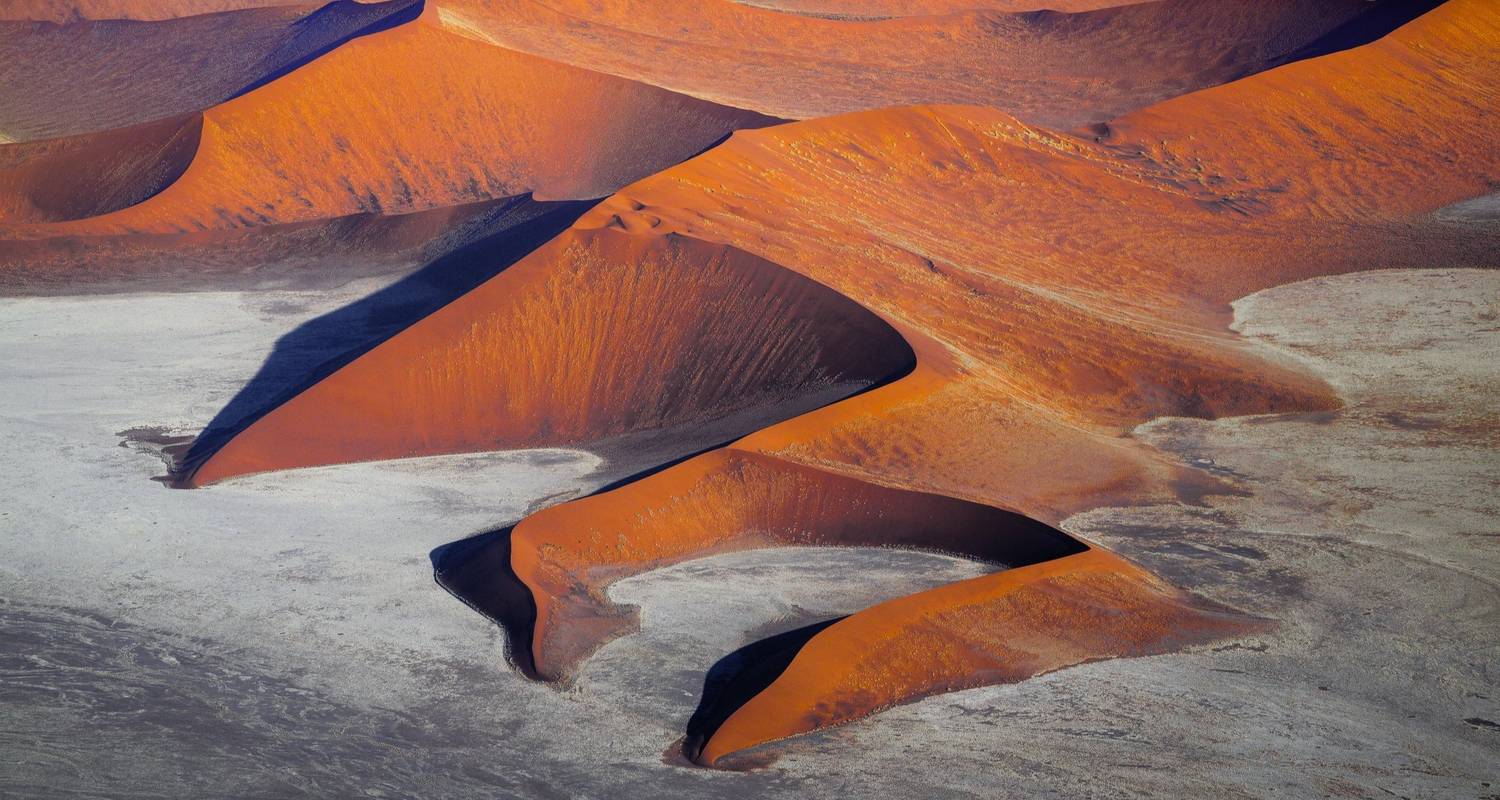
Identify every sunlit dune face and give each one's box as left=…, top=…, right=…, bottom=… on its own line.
left=186, top=230, right=914, bottom=486
left=0, top=17, right=775, bottom=239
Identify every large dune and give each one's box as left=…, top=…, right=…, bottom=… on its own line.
left=429, top=0, right=1417, bottom=126
left=180, top=0, right=1500, bottom=765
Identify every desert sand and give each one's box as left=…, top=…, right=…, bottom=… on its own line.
left=0, top=0, right=1496, bottom=795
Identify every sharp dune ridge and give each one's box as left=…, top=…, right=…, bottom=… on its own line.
left=2, top=0, right=1496, bottom=778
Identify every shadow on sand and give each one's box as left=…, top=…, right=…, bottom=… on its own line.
left=171, top=195, right=592, bottom=483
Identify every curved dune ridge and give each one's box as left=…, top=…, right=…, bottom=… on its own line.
left=181, top=0, right=1500, bottom=765
left=429, top=0, right=1412, bottom=126
left=0, top=115, right=202, bottom=223
left=0, top=0, right=421, bottom=142
left=0, top=5, right=776, bottom=241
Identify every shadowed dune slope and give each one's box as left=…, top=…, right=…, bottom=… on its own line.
left=0, top=0, right=420, bottom=142
left=188, top=0, right=1500, bottom=764
left=0, top=115, right=202, bottom=222
left=431, top=0, right=1406, bottom=126
left=0, top=193, right=584, bottom=295
left=0, top=9, right=777, bottom=242
left=0, top=0, right=316, bottom=22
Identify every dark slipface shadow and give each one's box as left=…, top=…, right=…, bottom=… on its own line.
left=431, top=527, right=542, bottom=679
left=679, top=617, right=845, bottom=765
left=1274, top=0, right=1447, bottom=65
left=230, top=0, right=427, bottom=100
left=172, top=196, right=592, bottom=483
left=430, top=494, right=1087, bottom=764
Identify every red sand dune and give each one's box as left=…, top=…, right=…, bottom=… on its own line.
left=430, top=0, right=1393, bottom=126
left=0, top=4, right=778, bottom=290
left=186, top=230, right=914, bottom=484
left=0, top=1, right=420, bottom=142
left=0, top=115, right=202, bottom=223
left=184, top=0, right=1499, bottom=764
left=1, top=8, right=774, bottom=236
left=0, top=193, right=584, bottom=295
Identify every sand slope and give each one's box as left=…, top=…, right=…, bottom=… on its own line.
left=1, top=12, right=775, bottom=238
left=431, top=0, right=1401, bottom=126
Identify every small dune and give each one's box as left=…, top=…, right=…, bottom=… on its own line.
left=0, top=115, right=202, bottom=222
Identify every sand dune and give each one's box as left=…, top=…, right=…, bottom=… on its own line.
left=430, top=0, right=1407, bottom=126
left=1, top=15, right=774, bottom=238
left=0, top=115, right=202, bottom=223
left=0, top=0, right=420, bottom=142
left=179, top=0, right=1500, bottom=764
left=0, top=5, right=778, bottom=290
left=185, top=230, right=913, bottom=484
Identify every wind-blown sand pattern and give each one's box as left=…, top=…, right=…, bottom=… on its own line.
left=0, top=0, right=1495, bottom=793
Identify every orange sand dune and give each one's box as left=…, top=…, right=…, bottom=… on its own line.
left=187, top=230, right=912, bottom=484
left=0, top=115, right=201, bottom=223
left=0, top=8, right=776, bottom=242
left=185, top=0, right=1500, bottom=764
left=0, top=1, right=320, bottom=22
left=431, top=0, right=1391, bottom=126
left=0, top=0, right=419, bottom=142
